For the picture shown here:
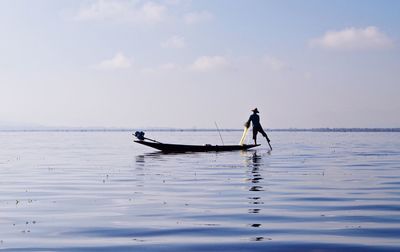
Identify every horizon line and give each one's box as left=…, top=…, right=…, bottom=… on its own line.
left=0, top=127, right=400, bottom=133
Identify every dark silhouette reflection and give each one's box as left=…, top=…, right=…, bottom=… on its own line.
left=251, top=237, right=265, bottom=242
left=133, top=155, right=146, bottom=188
left=244, top=151, right=268, bottom=242
left=249, top=185, right=263, bottom=191
left=248, top=151, right=264, bottom=192
left=135, top=155, right=146, bottom=171
left=134, top=151, right=173, bottom=164
left=248, top=196, right=263, bottom=204
left=248, top=208, right=260, bottom=214
left=135, top=155, right=145, bottom=164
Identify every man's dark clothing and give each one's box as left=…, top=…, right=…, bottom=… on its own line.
left=247, top=113, right=268, bottom=141
left=248, top=114, right=261, bottom=128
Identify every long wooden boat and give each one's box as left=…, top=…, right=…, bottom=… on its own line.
left=134, top=140, right=260, bottom=153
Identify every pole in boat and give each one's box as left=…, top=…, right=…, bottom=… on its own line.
left=214, top=122, right=224, bottom=145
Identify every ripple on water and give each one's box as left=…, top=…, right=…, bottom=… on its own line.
left=0, top=131, right=400, bottom=251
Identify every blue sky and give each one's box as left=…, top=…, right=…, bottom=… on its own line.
left=0, top=0, right=399, bottom=128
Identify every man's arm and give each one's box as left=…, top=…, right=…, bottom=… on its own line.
left=244, top=116, right=251, bottom=128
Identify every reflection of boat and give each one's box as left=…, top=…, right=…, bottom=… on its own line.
left=134, top=140, right=259, bottom=153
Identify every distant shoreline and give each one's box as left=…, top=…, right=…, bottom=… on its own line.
left=1, top=128, right=400, bottom=132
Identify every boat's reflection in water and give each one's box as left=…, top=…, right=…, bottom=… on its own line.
left=244, top=151, right=269, bottom=242
left=134, top=149, right=271, bottom=243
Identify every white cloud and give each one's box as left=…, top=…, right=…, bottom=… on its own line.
left=263, top=56, right=287, bottom=72
left=161, top=35, right=186, bottom=49
left=75, top=0, right=167, bottom=24
left=75, top=0, right=125, bottom=21
left=190, top=56, right=230, bottom=72
left=310, top=26, right=394, bottom=50
left=184, top=10, right=213, bottom=25
left=94, top=52, right=132, bottom=70
left=140, top=2, right=166, bottom=23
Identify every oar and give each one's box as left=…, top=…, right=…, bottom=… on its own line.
left=266, top=134, right=272, bottom=151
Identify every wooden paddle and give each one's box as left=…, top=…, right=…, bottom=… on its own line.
left=266, top=136, right=272, bottom=151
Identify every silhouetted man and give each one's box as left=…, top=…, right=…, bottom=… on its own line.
left=246, top=108, right=271, bottom=147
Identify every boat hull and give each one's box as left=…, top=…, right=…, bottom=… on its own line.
left=134, top=140, right=260, bottom=153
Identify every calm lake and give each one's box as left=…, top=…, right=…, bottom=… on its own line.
left=0, top=131, right=399, bottom=251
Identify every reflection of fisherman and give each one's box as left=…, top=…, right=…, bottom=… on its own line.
left=245, top=108, right=271, bottom=146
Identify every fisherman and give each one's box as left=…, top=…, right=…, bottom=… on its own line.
left=245, top=108, right=271, bottom=146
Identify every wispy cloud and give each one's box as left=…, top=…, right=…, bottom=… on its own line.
left=190, top=56, right=230, bottom=72
left=94, top=52, right=132, bottom=70
left=310, top=26, right=394, bottom=50
left=184, top=10, right=213, bottom=25
left=263, top=56, right=287, bottom=72
left=161, top=35, right=186, bottom=49
left=75, top=0, right=167, bottom=24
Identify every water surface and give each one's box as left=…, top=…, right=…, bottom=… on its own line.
left=0, top=131, right=399, bottom=251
